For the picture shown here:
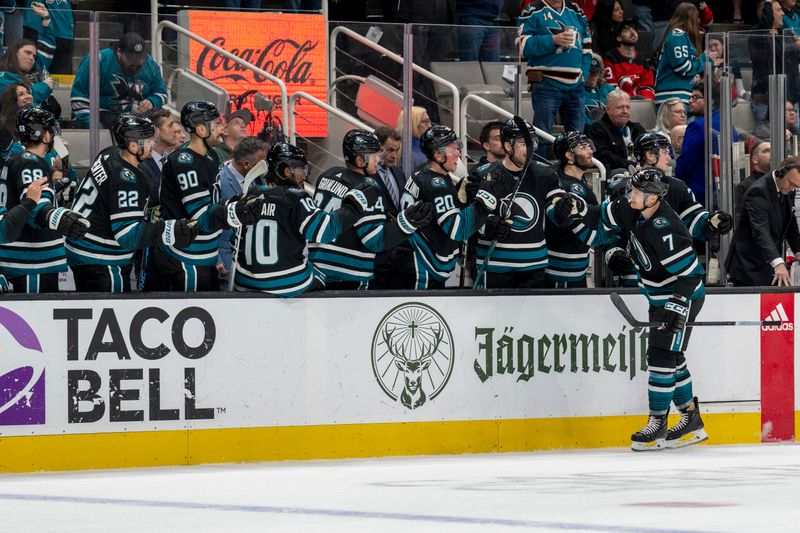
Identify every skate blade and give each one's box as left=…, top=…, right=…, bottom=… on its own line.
left=631, top=438, right=666, bottom=452
left=666, top=428, right=708, bottom=449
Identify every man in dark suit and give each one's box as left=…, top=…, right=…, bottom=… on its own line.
left=726, top=156, right=800, bottom=287
left=586, top=89, right=646, bottom=171
left=734, top=140, right=770, bottom=226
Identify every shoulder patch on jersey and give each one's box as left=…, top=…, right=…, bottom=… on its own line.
left=177, top=152, right=193, bottom=164
left=652, top=216, right=670, bottom=229
left=431, top=176, right=448, bottom=189
left=570, top=182, right=586, bottom=196
left=22, top=152, right=36, bottom=160
left=120, top=168, right=137, bottom=183
left=363, top=176, right=379, bottom=188
left=671, top=28, right=685, bottom=36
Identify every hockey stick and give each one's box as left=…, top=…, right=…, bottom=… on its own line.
left=609, top=292, right=781, bottom=327
left=473, top=115, right=535, bottom=289
left=227, top=159, right=268, bottom=292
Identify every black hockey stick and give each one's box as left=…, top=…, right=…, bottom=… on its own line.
left=609, top=292, right=781, bottom=327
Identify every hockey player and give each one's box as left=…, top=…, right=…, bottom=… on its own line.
left=310, top=129, right=433, bottom=290
left=0, top=106, right=89, bottom=292
left=0, top=177, right=48, bottom=291
left=603, top=19, right=655, bottom=101
left=468, top=118, right=581, bottom=289
left=66, top=114, right=198, bottom=292
left=600, top=168, right=707, bottom=450
left=233, top=142, right=383, bottom=297
left=546, top=131, right=602, bottom=287
left=150, top=100, right=263, bottom=291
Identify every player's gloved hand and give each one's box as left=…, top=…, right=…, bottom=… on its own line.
left=605, top=246, right=635, bottom=274
left=397, top=201, right=434, bottom=234
left=159, top=219, right=198, bottom=248
left=472, top=178, right=498, bottom=213
left=662, top=295, right=689, bottom=334
left=551, top=192, right=575, bottom=225
left=456, top=175, right=480, bottom=204
left=226, top=193, right=264, bottom=228
left=47, top=207, right=90, bottom=240
left=343, top=180, right=381, bottom=215
left=484, top=213, right=512, bottom=241
left=706, top=210, right=732, bottom=235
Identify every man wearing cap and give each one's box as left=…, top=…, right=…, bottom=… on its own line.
left=603, top=19, right=655, bottom=101
left=213, top=108, right=253, bottom=163
left=71, top=32, right=168, bottom=128
left=584, top=53, right=612, bottom=127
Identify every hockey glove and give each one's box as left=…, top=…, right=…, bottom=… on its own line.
left=706, top=210, right=732, bottom=236
left=551, top=193, right=575, bottom=226
left=226, top=193, right=264, bottom=228
left=662, top=295, right=689, bottom=334
left=472, top=179, right=498, bottom=213
left=47, top=207, right=90, bottom=240
left=159, top=219, right=198, bottom=249
left=484, top=213, right=512, bottom=242
left=605, top=247, right=635, bottom=274
left=342, top=181, right=381, bottom=215
left=397, top=201, right=434, bottom=234
left=53, top=176, right=76, bottom=204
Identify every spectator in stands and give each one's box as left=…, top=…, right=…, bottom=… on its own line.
left=456, top=0, right=503, bottom=62
left=754, top=100, right=800, bottom=142
left=587, top=89, right=645, bottom=169
left=670, top=124, right=686, bottom=159
left=478, top=120, right=504, bottom=165
left=282, top=0, right=322, bottom=11
left=213, top=108, right=253, bottom=163
left=396, top=106, right=431, bottom=171
left=0, top=39, right=54, bottom=110
left=590, top=0, right=625, bottom=56
left=22, top=0, right=74, bottom=74
left=649, top=1, right=712, bottom=50
left=631, top=0, right=655, bottom=32
left=584, top=54, right=612, bottom=127
left=706, top=35, right=746, bottom=101
left=518, top=0, right=593, bottom=156
left=71, top=32, right=167, bottom=129
left=0, top=84, right=32, bottom=131
left=653, top=97, right=687, bottom=138
left=141, top=108, right=180, bottom=202
left=734, top=139, right=771, bottom=225
left=604, top=19, right=655, bottom=101
left=654, top=3, right=708, bottom=107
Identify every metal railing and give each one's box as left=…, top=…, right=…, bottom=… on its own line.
left=329, top=25, right=461, bottom=137
left=289, top=91, right=373, bottom=145
left=153, top=20, right=290, bottom=136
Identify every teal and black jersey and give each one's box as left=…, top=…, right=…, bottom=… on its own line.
left=665, top=176, right=709, bottom=241
left=65, top=147, right=151, bottom=267
left=23, top=0, right=74, bottom=70
left=234, top=185, right=357, bottom=297
left=600, top=199, right=704, bottom=306
left=0, top=151, right=65, bottom=276
left=310, top=167, right=408, bottom=283
left=71, top=48, right=168, bottom=127
left=517, top=0, right=592, bottom=89
left=655, top=29, right=705, bottom=105
left=471, top=161, right=566, bottom=274
left=159, top=145, right=224, bottom=267
left=401, top=165, right=487, bottom=285
left=545, top=169, right=601, bottom=283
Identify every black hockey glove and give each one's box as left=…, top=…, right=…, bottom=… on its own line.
left=472, top=179, right=498, bottom=213
left=605, top=246, right=635, bottom=274
left=159, top=219, right=198, bottom=249
left=551, top=193, right=575, bottom=226
left=484, top=213, right=512, bottom=242
left=47, top=207, right=90, bottom=240
left=706, top=210, right=732, bottom=236
left=662, top=295, right=689, bottom=334
left=226, top=193, right=264, bottom=228
left=397, top=201, right=434, bottom=234
left=342, top=181, right=381, bottom=215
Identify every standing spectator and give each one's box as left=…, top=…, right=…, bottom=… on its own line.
left=212, top=108, right=253, bottom=163
left=587, top=89, right=646, bottom=169
left=457, top=0, right=503, bottom=62
left=653, top=97, right=687, bottom=138
left=726, top=156, right=800, bottom=286
left=654, top=3, right=706, bottom=107
left=71, top=32, right=167, bottom=128
left=0, top=39, right=54, bottom=110
left=396, top=106, right=431, bottom=171
left=734, top=140, right=771, bottom=225
left=518, top=0, right=593, bottom=156
left=590, top=0, right=625, bottom=56
left=631, top=0, right=655, bottom=32
left=603, top=19, right=655, bottom=101
left=584, top=53, right=612, bottom=126
left=22, top=0, right=73, bottom=74
left=651, top=1, right=712, bottom=49
left=0, top=1, right=15, bottom=49
left=478, top=120, right=504, bottom=165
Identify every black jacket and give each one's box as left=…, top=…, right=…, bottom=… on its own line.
left=586, top=113, right=646, bottom=171
left=373, top=164, right=407, bottom=216
left=726, top=172, right=800, bottom=286
left=733, top=170, right=764, bottom=227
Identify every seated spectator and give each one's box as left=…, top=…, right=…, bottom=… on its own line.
left=734, top=140, right=770, bottom=225
left=457, top=0, right=503, bottom=62
left=590, top=0, right=625, bottom=56
left=71, top=32, right=167, bottom=129
left=603, top=19, right=655, bottom=101
left=22, top=0, right=74, bottom=74
left=0, top=84, right=33, bottom=132
left=653, top=97, right=687, bottom=138
left=754, top=100, right=799, bottom=142
left=0, top=39, right=55, bottom=112
left=584, top=54, right=613, bottom=126
left=396, top=106, right=431, bottom=172
left=670, top=124, right=686, bottom=158
left=478, top=120, right=504, bottom=165
left=706, top=35, right=745, bottom=101
left=654, top=3, right=707, bottom=107
left=213, top=108, right=253, bottom=163
left=587, top=89, right=645, bottom=169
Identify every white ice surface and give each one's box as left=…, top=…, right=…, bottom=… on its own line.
left=1, top=443, right=799, bottom=532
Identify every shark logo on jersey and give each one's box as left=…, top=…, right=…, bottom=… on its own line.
left=653, top=216, right=670, bottom=229
left=120, top=169, right=136, bottom=183
left=178, top=152, right=193, bottom=164
left=629, top=233, right=652, bottom=272
left=570, top=183, right=586, bottom=196
left=431, top=176, right=448, bottom=189
left=110, top=75, right=145, bottom=108
left=500, top=192, right=539, bottom=233
left=371, top=302, right=454, bottom=410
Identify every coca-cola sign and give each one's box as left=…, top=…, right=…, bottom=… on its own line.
left=189, top=11, right=328, bottom=137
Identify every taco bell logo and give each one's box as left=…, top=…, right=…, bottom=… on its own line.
left=0, top=307, right=45, bottom=425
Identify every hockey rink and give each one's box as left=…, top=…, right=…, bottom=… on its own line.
left=0, top=443, right=798, bottom=532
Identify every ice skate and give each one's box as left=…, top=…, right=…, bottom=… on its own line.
left=631, top=414, right=668, bottom=451
left=666, top=397, right=708, bottom=449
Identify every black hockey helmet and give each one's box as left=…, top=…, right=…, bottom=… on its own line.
left=499, top=117, right=538, bottom=149
left=180, top=100, right=220, bottom=133
left=629, top=167, right=669, bottom=198
left=420, top=124, right=460, bottom=160
left=553, top=131, right=594, bottom=165
left=16, top=105, right=56, bottom=143
left=633, top=132, right=671, bottom=163
left=342, top=129, right=381, bottom=165
left=112, top=113, right=155, bottom=147
left=606, top=169, right=631, bottom=201
left=268, top=142, right=308, bottom=183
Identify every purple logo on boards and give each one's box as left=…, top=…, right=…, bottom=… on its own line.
left=0, top=307, right=45, bottom=425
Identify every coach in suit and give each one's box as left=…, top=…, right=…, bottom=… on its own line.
left=726, top=156, right=800, bottom=287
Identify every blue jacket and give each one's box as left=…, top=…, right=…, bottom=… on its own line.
left=216, top=162, right=245, bottom=272
left=456, top=0, right=503, bottom=20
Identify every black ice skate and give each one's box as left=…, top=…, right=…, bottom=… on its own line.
left=666, top=397, right=708, bottom=449
left=631, top=414, right=668, bottom=451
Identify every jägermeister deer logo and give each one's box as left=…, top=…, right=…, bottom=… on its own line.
left=371, top=303, right=454, bottom=409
